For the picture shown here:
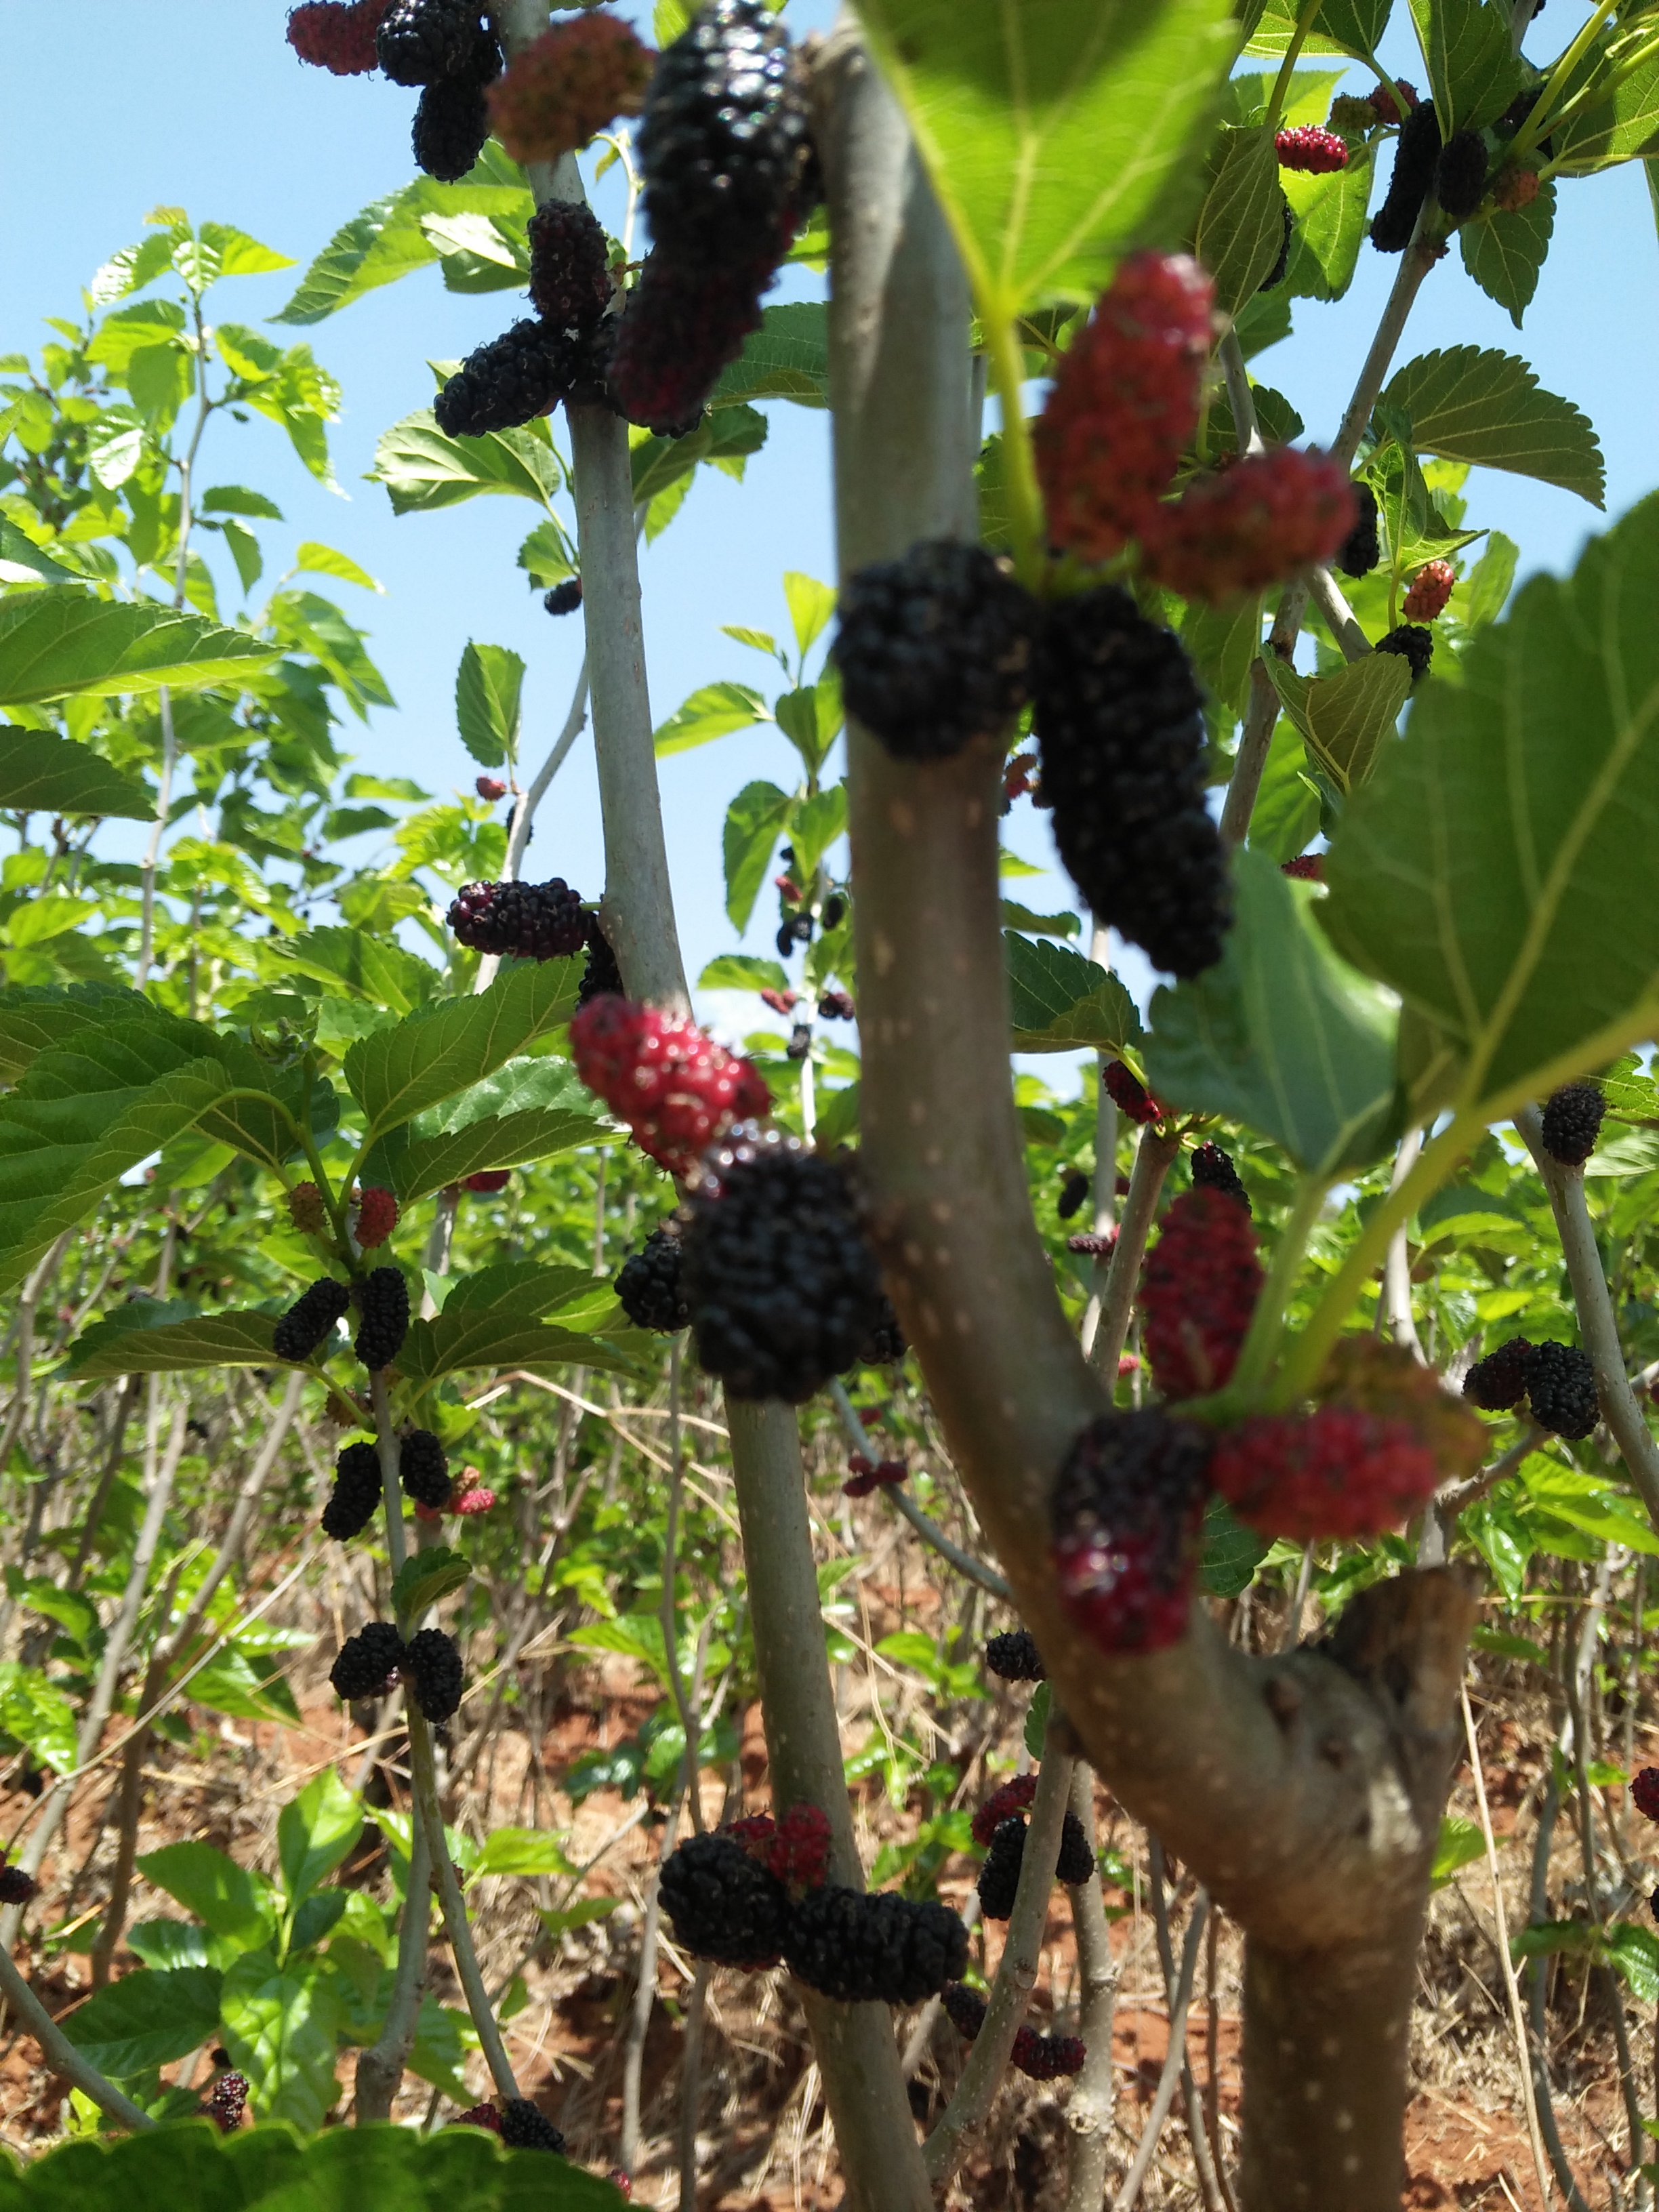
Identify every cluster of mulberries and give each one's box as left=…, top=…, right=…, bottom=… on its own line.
left=569, top=996, right=771, bottom=1177
left=1142, top=448, right=1356, bottom=603
left=1210, top=1406, right=1439, bottom=1540
left=1275, top=125, right=1349, bottom=173
left=1403, top=560, right=1455, bottom=621
left=287, top=0, right=391, bottom=75
left=274, top=1277, right=350, bottom=1362
left=1190, top=1142, right=1249, bottom=1212
left=1376, top=623, right=1434, bottom=683
left=617, top=1226, right=691, bottom=1331
left=374, top=0, right=504, bottom=181
left=1334, top=483, right=1380, bottom=579
left=609, top=1, right=814, bottom=434
left=1372, top=100, right=1441, bottom=251
left=1035, top=590, right=1231, bottom=979
left=487, top=12, right=653, bottom=164
left=1140, top=1189, right=1263, bottom=1402
left=448, top=877, right=590, bottom=960
left=500, top=2100, right=567, bottom=2154
left=355, top=1267, right=411, bottom=1372
left=941, top=1985, right=1086, bottom=2081
left=1540, top=1080, right=1605, bottom=1166
left=1050, top=1410, right=1213, bottom=1655
left=986, top=1629, right=1046, bottom=1683
left=323, top=1439, right=384, bottom=1540
left=1462, top=1336, right=1536, bottom=1412
left=681, top=1127, right=885, bottom=1401
left=785, top=1886, right=968, bottom=2005
left=329, top=1621, right=407, bottom=1703
left=834, top=542, right=1038, bottom=762
left=976, top=1810, right=1095, bottom=1919
left=328, top=1623, right=464, bottom=1719
left=842, top=1452, right=907, bottom=1498
left=203, top=2072, right=250, bottom=2133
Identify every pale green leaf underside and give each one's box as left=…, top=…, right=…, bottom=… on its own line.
left=63, top=1302, right=279, bottom=1380
left=1380, top=347, right=1605, bottom=506
left=0, top=729, right=153, bottom=819
left=0, top=594, right=276, bottom=707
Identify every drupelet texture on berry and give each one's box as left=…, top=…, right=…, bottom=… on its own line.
left=0, top=1862, right=38, bottom=1906
left=1540, top=1081, right=1605, bottom=1166
left=570, top=996, right=770, bottom=1176
left=1103, top=1060, right=1162, bottom=1126
left=1191, top=1141, right=1250, bottom=1212
left=1632, top=1769, right=1659, bottom=1821
left=832, top=541, right=1038, bottom=761
left=1211, top=1406, right=1439, bottom=1539
left=1141, top=1189, right=1263, bottom=1402
left=355, top=1185, right=398, bottom=1250
left=1275, top=125, right=1349, bottom=172
left=288, top=1, right=390, bottom=75
left=617, top=1227, right=691, bottom=1332
left=971, top=1775, right=1039, bottom=1847
left=448, top=878, right=589, bottom=960
left=330, top=1622, right=406, bottom=1703
left=205, top=2072, right=249, bottom=2133
left=500, top=2099, right=566, bottom=2154
left=1282, top=854, right=1324, bottom=880
left=1035, top=591, right=1231, bottom=980
left=1435, top=129, right=1488, bottom=220
left=403, top=1626, right=464, bottom=1721
left=578, top=922, right=623, bottom=1004
left=977, top=1818, right=1025, bottom=1920
left=274, top=1277, right=351, bottom=1363
left=1055, top=1812, right=1095, bottom=1887
left=435, top=321, right=581, bottom=439
left=1050, top=1411, right=1212, bottom=1654
left=1524, top=1342, right=1599, bottom=1439
left=399, top=1429, right=451, bottom=1509
left=489, top=14, right=653, bottom=164
left=1334, top=481, right=1380, bottom=579
left=660, top=1832, right=790, bottom=1966
left=1141, top=448, right=1357, bottom=602
left=413, top=75, right=493, bottom=182
left=986, top=1628, right=1046, bottom=1684
left=377, top=0, right=489, bottom=84
left=1034, top=253, right=1214, bottom=561
left=1372, top=99, right=1441, bottom=251
left=1375, top=623, right=1435, bottom=682
left=1013, top=2030, right=1088, bottom=2081
left=454, top=2102, right=502, bottom=2134
left=784, top=1887, right=968, bottom=2004
left=355, top=1267, right=411, bottom=1372
left=1463, top=1337, right=1536, bottom=1412
left=1403, top=559, right=1456, bottom=621
left=323, top=1439, right=384, bottom=1540
left=767, top=1804, right=832, bottom=1891
left=528, top=201, right=613, bottom=335
left=682, top=1126, right=885, bottom=1402
left=605, top=246, right=773, bottom=435
left=943, top=1982, right=988, bottom=2041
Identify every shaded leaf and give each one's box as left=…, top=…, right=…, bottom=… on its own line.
left=1005, top=932, right=1142, bottom=1054
left=1269, top=651, right=1413, bottom=794
left=392, top=1544, right=472, bottom=1620
left=62, top=1301, right=279, bottom=1380
left=712, top=302, right=829, bottom=407
left=62, top=1967, right=224, bottom=2079
left=279, top=1771, right=363, bottom=1906
left=1196, top=127, right=1286, bottom=315
left=1407, top=0, right=1522, bottom=131
left=0, top=594, right=275, bottom=707
left=1460, top=180, right=1555, bottom=328
left=0, top=731, right=152, bottom=819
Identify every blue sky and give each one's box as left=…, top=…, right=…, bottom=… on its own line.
left=1, top=1, right=1653, bottom=1068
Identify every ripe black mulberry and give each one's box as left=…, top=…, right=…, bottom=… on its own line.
left=413, top=76, right=492, bottom=182
left=1014, top=2030, right=1087, bottom=2081
left=1058, top=1168, right=1090, bottom=1221
left=447, top=877, right=588, bottom=960
left=355, top=1266, right=411, bottom=1372
left=1033, top=588, right=1230, bottom=980
left=1540, top=1080, right=1605, bottom=1166
left=682, top=1126, right=884, bottom=1403
left=1050, top=1410, right=1213, bottom=1654
left=942, top=1981, right=987, bottom=2040
left=617, top=1227, right=691, bottom=1332
left=1525, top=1342, right=1599, bottom=1440
left=579, top=922, right=623, bottom=1004
left=1191, top=1141, right=1250, bottom=1212
left=435, top=321, right=581, bottom=440
left=528, top=201, right=612, bottom=336
left=1372, top=99, right=1441, bottom=251
left=1463, top=1337, right=1535, bottom=1411
left=833, top=541, right=1039, bottom=762
left=1334, top=482, right=1380, bottom=579
left=400, top=1429, right=451, bottom=1509
left=377, top=0, right=490, bottom=85
left=1055, top=1812, right=1094, bottom=1887
left=986, top=1628, right=1046, bottom=1683
left=1375, top=623, right=1434, bottom=684
left=544, top=579, right=583, bottom=617
left=1435, top=129, right=1488, bottom=221
left=605, top=247, right=773, bottom=436
left=323, top=1439, right=383, bottom=1540
left=977, top=1818, right=1025, bottom=1921
left=1261, top=194, right=1294, bottom=291
left=500, top=2100, right=565, bottom=2154
left=853, top=1296, right=906, bottom=1368
left=404, top=1626, right=464, bottom=1721
left=273, top=1277, right=351, bottom=1363
left=784, top=1885, right=967, bottom=2004
left=330, top=1621, right=405, bottom=1702
left=659, top=1832, right=790, bottom=1967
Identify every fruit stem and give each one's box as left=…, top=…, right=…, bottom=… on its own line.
left=1224, top=1171, right=1328, bottom=1404
left=1265, top=0, right=1328, bottom=134
left=1509, top=0, right=1620, bottom=163
left=984, top=308, right=1047, bottom=592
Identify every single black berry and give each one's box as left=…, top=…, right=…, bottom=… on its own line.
left=659, top=1832, right=790, bottom=1967
left=499, top=2099, right=566, bottom=2154
left=1191, top=1141, right=1250, bottom=1212
left=1055, top=1812, right=1094, bottom=1887
left=1463, top=1337, right=1536, bottom=1412
left=273, top=1277, right=351, bottom=1363
left=1058, top=1168, right=1090, bottom=1221
left=682, top=1126, right=885, bottom=1403
left=330, top=1622, right=406, bottom=1703
left=413, top=75, right=492, bottom=182
left=400, top=1429, right=450, bottom=1509
left=544, top=578, right=583, bottom=617
left=203, top=2071, right=249, bottom=2133
left=985, top=1629, right=1046, bottom=1683
left=834, top=541, right=1039, bottom=762
left=822, top=893, right=846, bottom=930
left=1034, top=587, right=1231, bottom=980
left=1372, top=99, right=1441, bottom=251
left=356, top=1266, right=411, bottom=1372
left=1525, top=1342, right=1599, bottom=1441
left=1540, top=1081, right=1605, bottom=1167
left=1375, top=623, right=1433, bottom=684
left=528, top=201, right=612, bottom=337
left=942, top=1981, right=987, bottom=2041
left=1050, top=1410, right=1214, bottom=1654
left=578, top=922, right=623, bottom=1004
left=403, top=1626, right=464, bottom=1721
left=0, top=1864, right=37, bottom=1906
left=435, top=320, right=584, bottom=440
left=447, top=878, right=588, bottom=960
left=617, top=1227, right=691, bottom=1332
left=783, top=1886, right=967, bottom=2004
left=853, top=1295, right=906, bottom=1368
left=377, top=0, right=491, bottom=85
left=1015, top=2030, right=1088, bottom=2081
left=1261, top=193, right=1294, bottom=291
left=1435, top=128, right=1488, bottom=221
left=606, top=245, right=774, bottom=436
left=323, top=1439, right=384, bottom=1540
left=1334, top=482, right=1380, bottom=579
left=977, top=1817, right=1025, bottom=1920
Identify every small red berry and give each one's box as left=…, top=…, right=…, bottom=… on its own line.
left=1142, top=449, right=1357, bottom=604
left=759, top=987, right=799, bottom=1016
left=1103, top=1059, right=1162, bottom=1126
left=455, top=2100, right=503, bottom=2133
left=1210, top=1405, right=1439, bottom=1540
left=569, top=997, right=771, bottom=1179
left=487, top=12, right=654, bottom=164
left=354, top=1186, right=398, bottom=1251
left=971, top=1774, right=1039, bottom=1847
left=1275, top=125, right=1349, bottom=173
left=287, top=1181, right=328, bottom=1235
left=1140, top=1189, right=1263, bottom=1403
left=1004, top=752, right=1039, bottom=803
left=1012, top=2027, right=1087, bottom=2081
left=1282, top=855, right=1324, bottom=881
left=1051, top=1411, right=1212, bottom=1656
left=1034, top=253, right=1215, bottom=562
left=453, top=1483, right=497, bottom=1515
left=722, top=1814, right=777, bottom=1857
left=608, top=2172, right=634, bottom=2200
left=475, top=775, right=508, bottom=802
left=287, top=0, right=390, bottom=75
left=1493, top=165, right=1542, bottom=212
left=464, top=1169, right=511, bottom=1194
left=1631, top=1769, right=1659, bottom=1821
left=1368, top=79, right=1420, bottom=123
left=1403, top=559, right=1456, bottom=621
left=1067, top=1231, right=1117, bottom=1258
left=205, top=2071, right=250, bottom=2133
left=767, top=1803, right=831, bottom=1890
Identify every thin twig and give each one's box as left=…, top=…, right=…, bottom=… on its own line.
left=1111, top=1888, right=1210, bottom=2212
left=0, top=1948, right=155, bottom=2132
left=1089, top=1128, right=1180, bottom=1384
left=829, top=1380, right=1010, bottom=1599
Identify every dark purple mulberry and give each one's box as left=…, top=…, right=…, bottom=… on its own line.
left=1435, top=128, right=1488, bottom=221
left=1540, top=1081, right=1605, bottom=1166
left=413, top=75, right=492, bottom=182
left=0, top=1863, right=37, bottom=1906
left=942, top=1981, right=987, bottom=2040
left=204, top=2070, right=249, bottom=2132
left=399, top=1429, right=450, bottom=1509
left=1372, top=99, right=1441, bottom=251
left=783, top=1885, right=967, bottom=2005
left=1055, top=1812, right=1094, bottom=1887
left=273, top=1277, right=350, bottom=1363
left=617, top=1227, right=690, bottom=1332
left=1463, top=1338, right=1536, bottom=1411
left=1524, top=1342, right=1599, bottom=1441
left=499, top=2099, right=565, bottom=2154
left=578, top=922, right=623, bottom=1004
left=985, top=1629, right=1046, bottom=1683
left=1190, top=1141, right=1250, bottom=1212
left=434, top=320, right=583, bottom=440
left=377, top=0, right=491, bottom=85
left=544, top=578, right=583, bottom=617
left=403, top=1626, right=464, bottom=1721
left=528, top=201, right=612, bottom=335
left=1058, top=1169, right=1091, bottom=1221
left=606, top=247, right=773, bottom=436
left=447, top=878, right=589, bottom=960
left=659, top=1832, right=790, bottom=1967
left=330, top=1621, right=406, bottom=1703
left=1261, top=194, right=1294, bottom=291
left=977, top=1818, right=1025, bottom=1921
left=1375, top=623, right=1434, bottom=684
left=354, top=1266, right=410, bottom=1372
left=1050, top=1410, right=1213, bottom=1655
left=1334, top=482, right=1380, bottom=579
left=323, top=1439, right=384, bottom=1540
left=1013, top=2029, right=1087, bottom=2081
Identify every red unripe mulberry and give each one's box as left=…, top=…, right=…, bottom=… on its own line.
left=464, top=1169, right=511, bottom=1194
left=1103, top=1059, right=1162, bottom=1126
left=488, top=13, right=653, bottom=164
left=1632, top=1768, right=1659, bottom=1821
left=1276, top=125, right=1349, bottom=173
left=1034, top=253, right=1214, bottom=562
left=1282, top=854, right=1324, bottom=881
left=1211, top=1405, right=1439, bottom=1539
left=1403, top=560, right=1456, bottom=621
left=1142, top=448, right=1356, bottom=604
left=1140, top=1188, right=1263, bottom=1403
left=1368, top=79, right=1420, bottom=124
left=971, top=1774, right=1039, bottom=1847
left=569, top=996, right=771, bottom=1178
left=287, top=0, right=390, bottom=75
left=354, top=1185, right=398, bottom=1250
left=768, top=1803, right=831, bottom=1890
left=1494, top=165, right=1542, bottom=212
